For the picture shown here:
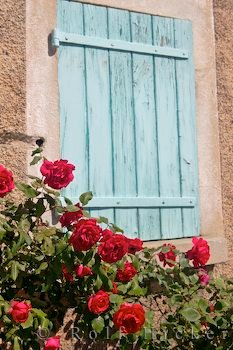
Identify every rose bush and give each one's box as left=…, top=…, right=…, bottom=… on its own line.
left=0, top=147, right=233, bottom=350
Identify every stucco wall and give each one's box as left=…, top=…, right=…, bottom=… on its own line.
left=213, top=0, right=233, bottom=276
left=0, top=0, right=27, bottom=185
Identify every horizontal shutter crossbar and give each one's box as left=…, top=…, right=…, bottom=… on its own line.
left=64, top=197, right=196, bottom=208
left=51, top=29, right=188, bottom=59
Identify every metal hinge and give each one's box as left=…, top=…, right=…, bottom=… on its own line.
left=51, top=28, right=189, bottom=59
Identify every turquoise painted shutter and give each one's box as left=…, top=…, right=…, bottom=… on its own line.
left=56, top=0, right=199, bottom=240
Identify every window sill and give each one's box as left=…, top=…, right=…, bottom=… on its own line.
left=145, top=236, right=228, bottom=265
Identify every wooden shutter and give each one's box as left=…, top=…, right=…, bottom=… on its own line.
left=56, top=0, right=199, bottom=240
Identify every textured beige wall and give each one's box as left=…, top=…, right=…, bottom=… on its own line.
left=26, top=0, right=59, bottom=172
left=213, top=0, right=233, bottom=277
left=0, top=0, right=27, bottom=185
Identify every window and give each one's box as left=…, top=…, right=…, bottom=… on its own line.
left=55, top=0, right=199, bottom=240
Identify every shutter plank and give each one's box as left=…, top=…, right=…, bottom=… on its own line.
left=83, top=5, right=114, bottom=222
left=152, top=17, right=183, bottom=239
left=174, top=19, right=199, bottom=236
left=58, top=2, right=89, bottom=199
left=108, top=8, right=138, bottom=237
left=130, top=12, right=161, bottom=240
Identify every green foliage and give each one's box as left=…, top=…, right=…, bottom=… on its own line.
left=0, top=148, right=232, bottom=350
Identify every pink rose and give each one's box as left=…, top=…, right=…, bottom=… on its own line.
left=197, top=268, right=210, bottom=286
left=44, top=336, right=60, bottom=350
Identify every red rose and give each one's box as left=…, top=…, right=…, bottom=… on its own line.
left=111, top=282, right=118, bottom=294
left=209, top=303, right=214, bottom=313
left=158, top=244, right=177, bottom=267
left=75, top=265, right=92, bottom=277
left=127, top=238, right=143, bottom=255
left=44, top=336, right=60, bottom=350
left=186, top=237, right=210, bottom=267
left=59, top=203, right=83, bottom=227
left=40, top=159, right=75, bottom=189
left=0, top=165, right=14, bottom=197
left=69, top=219, right=102, bottom=251
left=98, top=232, right=128, bottom=263
left=101, top=229, right=114, bottom=240
left=88, top=290, right=110, bottom=314
left=197, top=268, right=210, bottom=286
left=116, top=262, right=137, bottom=282
left=9, top=301, right=32, bottom=323
left=62, top=264, right=74, bottom=282
left=113, top=303, right=145, bottom=334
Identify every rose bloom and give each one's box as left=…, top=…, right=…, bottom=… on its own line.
left=209, top=303, right=214, bottom=312
left=88, top=290, right=110, bottom=314
left=158, top=244, right=177, bottom=267
left=0, top=165, right=14, bottom=197
left=40, top=159, right=75, bottom=190
left=111, top=282, right=118, bottom=294
left=127, top=238, right=143, bottom=255
left=59, top=203, right=83, bottom=228
left=113, top=303, right=145, bottom=334
left=44, top=336, right=60, bottom=350
left=75, top=265, right=92, bottom=277
left=69, top=219, right=102, bottom=251
left=98, top=230, right=128, bottom=263
left=9, top=301, right=32, bottom=323
left=116, top=262, right=137, bottom=282
left=197, top=268, right=210, bottom=286
left=186, top=237, right=210, bottom=267
left=62, top=264, right=74, bottom=282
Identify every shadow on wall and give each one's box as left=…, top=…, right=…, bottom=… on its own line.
left=0, top=132, right=44, bottom=146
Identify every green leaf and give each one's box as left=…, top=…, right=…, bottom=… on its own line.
left=205, top=315, right=217, bottom=326
left=32, top=308, right=47, bottom=318
left=43, top=237, right=55, bottom=256
left=6, top=327, right=17, bottom=340
left=198, top=299, right=209, bottom=313
left=179, top=272, right=190, bottom=285
left=13, top=337, right=21, bottom=350
left=215, top=278, right=226, bottom=290
left=170, top=294, right=183, bottom=305
left=92, top=316, right=105, bottom=334
left=111, top=331, right=120, bottom=340
left=161, top=246, right=171, bottom=253
left=16, top=183, right=39, bottom=198
left=21, top=313, right=33, bottom=329
left=109, top=294, right=123, bottom=304
left=110, top=223, right=124, bottom=233
left=95, top=275, right=103, bottom=290
left=10, top=261, right=19, bottom=281
left=36, top=262, right=48, bottom=274
left=66, top=205, right=80, bottom=212
left=35, top=198, right=46, bottom=217
left=64, top=197, right=73, bottom=205
left=30, top=156, right=42, bottom=166
left=97, top=216, right=109, bottom=225
left=31, top=147, right=43, bottom=156
left=180, top=308, right=201, bottom=322
left=21, top=231, right=32, bottom=246
left=79, top=191, right=93, bottom=206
